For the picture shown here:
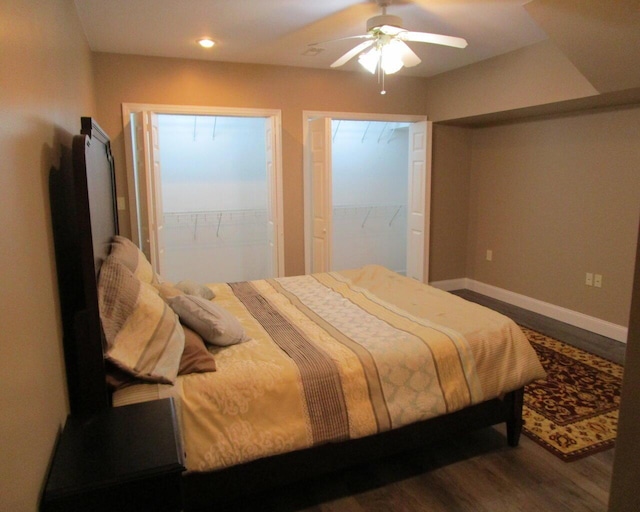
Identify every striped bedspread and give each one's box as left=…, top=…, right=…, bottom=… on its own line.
left=114, top=266, right=545, bottom=472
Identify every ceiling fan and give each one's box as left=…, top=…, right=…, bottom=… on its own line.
left=311, top=0, right=468, bottom=94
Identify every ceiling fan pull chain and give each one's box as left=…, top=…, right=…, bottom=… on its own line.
left=376, top=52, right=386, bottom=95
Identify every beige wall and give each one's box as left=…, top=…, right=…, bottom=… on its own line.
left=0, top=1, right=95, bottom=510
left=92, top=53, right=437, bottom=277
left=465, top=106, right=640, bottom=326
left=430, top=125, right=472, bottom=281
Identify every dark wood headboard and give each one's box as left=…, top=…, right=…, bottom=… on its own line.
left=50, top=117, right=118, bottom=416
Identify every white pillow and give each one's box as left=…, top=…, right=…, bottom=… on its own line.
left=168, top=295, right=249, bottom=347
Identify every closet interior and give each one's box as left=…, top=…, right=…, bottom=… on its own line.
left=158, top=114, right=269, bottom=284
left=331, top=120, right=409, bottom=275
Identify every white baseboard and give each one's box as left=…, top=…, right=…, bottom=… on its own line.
left=429, top=278, right=470, bottom=292
left=429, top=278, right=628, bottom=343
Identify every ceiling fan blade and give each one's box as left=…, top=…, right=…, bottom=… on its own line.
left=330, top=39, right=375, bottom=68
left=399, top=31, right=468, bottom=48
left=396, top=41, right=421, bottom=68
left=309, top=34, right=371, bottom=47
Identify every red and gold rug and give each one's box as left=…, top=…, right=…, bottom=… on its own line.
left=521, top=326, right=623, bottom=462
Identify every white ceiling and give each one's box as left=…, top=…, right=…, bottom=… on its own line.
left=74, top=0, right=549, bottom=78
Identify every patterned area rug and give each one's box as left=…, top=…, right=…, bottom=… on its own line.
left=521, top=326, right=623, bottom=462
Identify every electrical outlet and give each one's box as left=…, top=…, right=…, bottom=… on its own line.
left=486, top=249, right=493, bottom=262
left=594, top=274, right=603, bottom=288
left=585, top=272, right=593, bottom=286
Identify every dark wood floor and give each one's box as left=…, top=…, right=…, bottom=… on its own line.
left=453, top=289, right=626, bottom=365
left=214, top=291, right=625, bottom=512
left=218, top=428, right=614, bottom=512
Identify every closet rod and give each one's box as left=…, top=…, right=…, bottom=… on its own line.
left=165, top=208, right=268, bottom=216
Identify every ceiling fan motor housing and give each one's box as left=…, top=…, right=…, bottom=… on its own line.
left=367, top=14, right=403, bottom=32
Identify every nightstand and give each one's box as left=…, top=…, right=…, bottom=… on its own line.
left=41, top=398, right=185, bottom=512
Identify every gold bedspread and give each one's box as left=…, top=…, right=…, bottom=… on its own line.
left=114, top=265, right=545, bottom=472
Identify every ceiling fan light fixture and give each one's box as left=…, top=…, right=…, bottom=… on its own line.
left=358, top=48, right=380, bottom=74
left=380, top=40, right=404, bottom=74
left=358, top=40, right=405, bottom=75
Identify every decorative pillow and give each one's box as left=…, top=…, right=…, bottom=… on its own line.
left=168, top=295, right=249, bottom=347
left=175, top=279, right=216, bottom=300
left=105, top=324, right=216, bottom=390
left=98, top=256, right=184, bottom=383
left=109, top=235, right=157, bottom=285
left=178, top=324, right=217, bottom=374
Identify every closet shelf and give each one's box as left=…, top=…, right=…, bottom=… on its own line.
left=164, top=209, right=268, bottom=241
left=164, top=209, right=268, bottom=226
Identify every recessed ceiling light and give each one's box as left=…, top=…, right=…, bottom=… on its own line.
left=197, top=38, right=215, bottom=49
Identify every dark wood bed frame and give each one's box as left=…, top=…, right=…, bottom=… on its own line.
left=50, top=117, right=524, bottom=510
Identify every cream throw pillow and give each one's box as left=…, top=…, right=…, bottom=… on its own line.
left=168, top=295, right=249, bottom=347
left=98, top=256, right=184, bottom=383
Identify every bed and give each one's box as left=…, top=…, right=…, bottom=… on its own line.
left=50, top=118, right=545, bottom=510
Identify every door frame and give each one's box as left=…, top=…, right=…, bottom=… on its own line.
left=302, top=110, right=430, bottom=281
left=122, top=103, right=285, bottom=278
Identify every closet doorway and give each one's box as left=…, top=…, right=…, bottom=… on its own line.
left=123, top=105, right=284, bottom=283
left=304, top=112, right=430, bottom=282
